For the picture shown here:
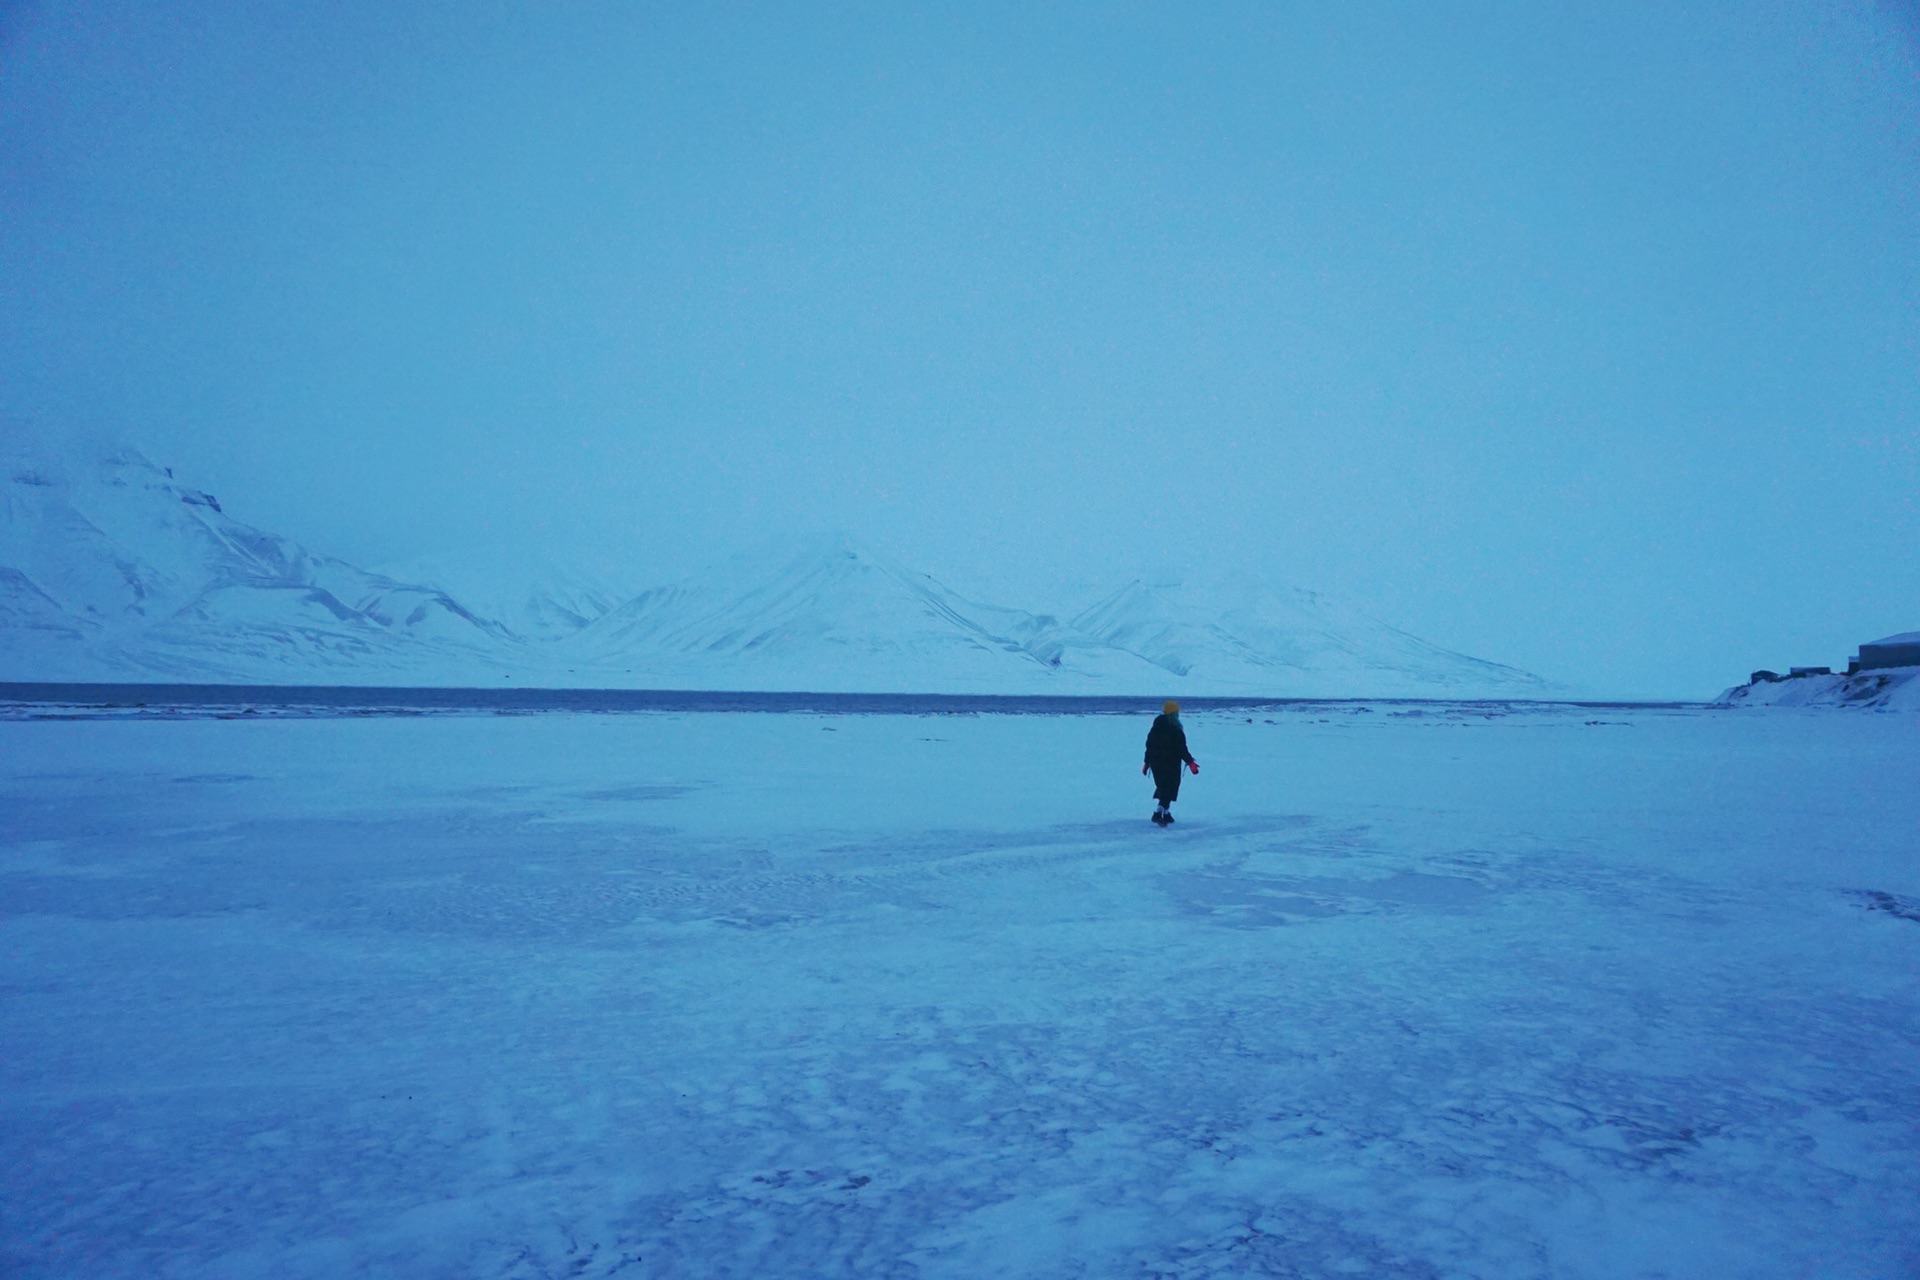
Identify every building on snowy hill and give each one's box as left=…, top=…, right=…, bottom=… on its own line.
left=1748, top=632, right=1920, bottom=685
left=1848, top=632, right=1920, bottom=674
left=1725, top=630, right=1920, bottom=709
left=1747, top=667, right=1829, bottom=684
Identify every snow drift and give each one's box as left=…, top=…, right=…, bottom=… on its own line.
left=1716, top=667, right=1920, bottom=710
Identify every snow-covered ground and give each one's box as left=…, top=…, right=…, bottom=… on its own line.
left=3, top=703, right=1917, bottom=1278
left=1717, top=665, right=1920, bottom=710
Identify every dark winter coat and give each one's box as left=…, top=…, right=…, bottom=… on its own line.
left=1144, top=713, right=1195, bottom=803
left=1143, top=713, right=1195, bottom=771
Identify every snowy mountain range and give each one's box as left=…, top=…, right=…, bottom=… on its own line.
left=0, top=444, right=1552, bottom=696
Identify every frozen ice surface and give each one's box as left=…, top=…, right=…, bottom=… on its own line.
left=2, top=704, right=1916, bottom=1278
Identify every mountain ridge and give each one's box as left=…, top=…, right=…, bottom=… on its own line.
left=0, top=445, right=1554, bottom=696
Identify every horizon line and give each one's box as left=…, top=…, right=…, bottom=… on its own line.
left=0, top=681, right=1708, bottom=714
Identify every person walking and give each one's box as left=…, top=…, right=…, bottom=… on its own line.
left=1142, top=699, right=1198, bottom=826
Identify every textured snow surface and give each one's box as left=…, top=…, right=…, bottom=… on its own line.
left=3, top=705, right=1917, bottom=1278
left=2, top=445, right=1548, bottom=696
left=1717, top=667, right=1920, bottom=710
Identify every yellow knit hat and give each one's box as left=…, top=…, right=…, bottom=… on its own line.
left=1163, top=700, right=1179, bottom=715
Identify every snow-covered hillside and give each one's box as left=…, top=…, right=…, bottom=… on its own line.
left=563, top=541, right=1079, bottom=691
left=0, top=444, right=516, bottom=682
left=375, top=550, right=643, bottom=645
left=556, top=547, right=1551, bottom=696
left=1, top=444, right=1550, bottom=695
left=1064, top=576, right=1545, bottom=697
left=1717, top=667, right=1920, bottom=710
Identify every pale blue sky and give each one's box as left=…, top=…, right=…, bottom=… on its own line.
left=3, top=2, right=1916, bottom=696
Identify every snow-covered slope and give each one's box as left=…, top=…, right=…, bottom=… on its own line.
left=1064, top=576, right=1547, bottom=697
left=0, top=445, right=515, bottom=682
left=375, top=550, right=640, bottom=643
left=2, top=443, right=1552, bottom=695
left=1716, top=667, right=1920, bottom=710
left=554, top=546, right=1549, bottom=696
left=562, top=542, right=1081, bottom=691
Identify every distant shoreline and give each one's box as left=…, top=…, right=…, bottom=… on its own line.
left=0, top=682, right=1702, bottom=719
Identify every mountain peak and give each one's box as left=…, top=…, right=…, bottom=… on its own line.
left=3, top=444, right=1552, bottom=695
left=1, top=442, right=513, bottom=681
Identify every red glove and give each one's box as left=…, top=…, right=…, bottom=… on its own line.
left=1141, top=763, right=1149, bottom=775
left=1187, top=760, right=1200, bottom=775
